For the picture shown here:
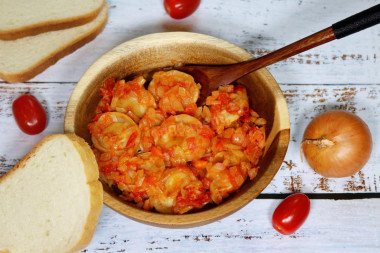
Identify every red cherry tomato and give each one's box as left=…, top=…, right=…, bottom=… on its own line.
left=12, top=94, right=47, bottom=135
left=272, top=193, right=310, bottom=235
left=164, top=0, right=201, bottom=19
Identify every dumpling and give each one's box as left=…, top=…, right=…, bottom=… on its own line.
left=110, top=76, right=156, bottom=121
left=88, top=112, right=140, bottom=155
left=148, top=70, right=200, bottom=115
left=206, top=85, right=249, bottom=134
left=151, top=114, right=214, bottom=165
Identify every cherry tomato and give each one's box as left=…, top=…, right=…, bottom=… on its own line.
left=12, top=94, right=47, bottom=135
left=272, top=193, right=310, bottom=235
left=164, top=0, right=201, bottom=19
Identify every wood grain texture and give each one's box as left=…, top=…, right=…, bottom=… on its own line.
left=0, top=0, right=379, bottom=252
left=1, top=83, right=377, bottom=194
left=64, top=32, right=290, bottom=227
left=83, top=200, right=380, bottom=253
left=265, top=84, right=380, bottom=194
left=12, top=0, right=379, bottom=85
left=0, top=82, right=75, bottom=176
left=178, top=27, right=335, bottom=101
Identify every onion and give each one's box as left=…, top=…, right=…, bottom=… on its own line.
left=301, top=110, right=372, bottom=178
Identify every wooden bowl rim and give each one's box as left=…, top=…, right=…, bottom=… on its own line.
left=64, top=32, right=290, bottom=228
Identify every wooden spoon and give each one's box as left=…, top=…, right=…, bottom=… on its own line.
left=177, top=4, right=380, bottom=104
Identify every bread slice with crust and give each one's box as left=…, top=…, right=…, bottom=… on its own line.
left=0, top=3, right=108, bottom=83
left=0, top=134, right=103, bottom=253
left=0, top=0, right=105, bottom=40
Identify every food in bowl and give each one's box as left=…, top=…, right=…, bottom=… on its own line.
left=88, top=69, right=266, bottom=214
left=64, top=32, right=290, bottom=226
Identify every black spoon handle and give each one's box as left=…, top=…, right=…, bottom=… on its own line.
left=332, top=4, right=380, bottom=39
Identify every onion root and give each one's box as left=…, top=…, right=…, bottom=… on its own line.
left=301, top=138, right=335, bottom=148
left=300, top=138, right=335, bottom=162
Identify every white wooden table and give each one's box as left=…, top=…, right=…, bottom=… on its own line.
left=1, top=1, right=379, bottom=252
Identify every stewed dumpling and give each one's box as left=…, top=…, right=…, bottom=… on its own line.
left=206, top=85, right=249, bottom=134
left=111, top=76, right=156, bottom=121
left=88, top=112, right=140, bottom=155
left=151, top=114, right=214, bottom=165
left=89, top=70, right=266, bottom=214
left=148, top=70, right=200, bottom=115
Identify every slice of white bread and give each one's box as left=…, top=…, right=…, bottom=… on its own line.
left=0, top=3, right=108, bottom=83
left=0, top=0, right=105, bottom=40
left=0, top=134, right=103, bottom=253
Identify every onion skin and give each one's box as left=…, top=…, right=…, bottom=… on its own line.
left=301, top=110, right=372, bottom=178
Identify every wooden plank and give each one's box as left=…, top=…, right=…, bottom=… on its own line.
left=0, top=1, right=379, bottom=251
left=0, top=83, right=378, bottom=194
left=83, top=199, right=380, bottom=252
left=6, top=0, right=377, bottom=85
left=265, top=83, right=380, bottom=194
left=0, top=82, right=75, bottom=175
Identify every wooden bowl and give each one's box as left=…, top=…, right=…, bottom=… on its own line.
left=64, top=32, right=290, bottom=228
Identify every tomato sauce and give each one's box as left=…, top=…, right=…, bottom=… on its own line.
left=88, top=71, right=266, bottom=214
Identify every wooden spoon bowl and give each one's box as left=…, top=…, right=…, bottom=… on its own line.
left=64, top=32, right=290, bottom=228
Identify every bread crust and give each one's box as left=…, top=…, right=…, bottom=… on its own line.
left=0, top=134, right=103, bottom=253
left=65, top=134, right=103, bottom=253
left=0, top=3, right=108, bottom=83
left=0, top=0, right=105, bottom=41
